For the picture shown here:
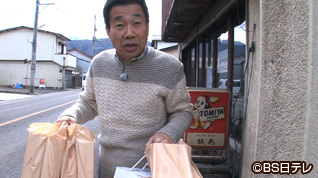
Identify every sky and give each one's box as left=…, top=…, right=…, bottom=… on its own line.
left=0, top=0, right=245, bottom=43
left=0, top=0, right=162, bottom=40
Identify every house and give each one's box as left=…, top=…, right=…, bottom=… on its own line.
left=162, top=0, right=318, bottom=177
left=151, top=35, right=179, bottom=59
left=65, top=48, right=93, bottom=89
left=159, top=44, right=179, bottom=59
left=66, top=38, right=114, bottom=57
left=67, top=48, right=93, bottom=76
left=0, top=26, right=76, bottom=88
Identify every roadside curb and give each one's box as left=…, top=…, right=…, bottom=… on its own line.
left=0, top=87, right=78, bottom=95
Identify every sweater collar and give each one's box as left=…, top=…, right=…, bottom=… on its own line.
left=115, top=46, right=149, bottom=63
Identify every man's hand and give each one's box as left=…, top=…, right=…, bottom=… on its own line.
left=146, top=132, right=174, bottom=147
left=55, top=116, right=76, bottom=125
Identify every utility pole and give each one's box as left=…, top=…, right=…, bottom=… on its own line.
left=29, top=0, right=54, bottom=94
left=62, top=57, right=65, bottom=90
left=29, top=0, right=39, bottom=94
left=24, top=59, right=31, bottom=94
left=93, top=15, right=97, bottom=56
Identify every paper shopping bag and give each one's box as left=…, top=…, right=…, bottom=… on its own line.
left=21, top=122, right=68, bottom=178
left=60, top=124, right=96, bottom=178
left=145, top=140, right=203, bottom=178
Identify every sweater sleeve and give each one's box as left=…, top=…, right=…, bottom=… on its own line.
left=157, top=67, right=193, bottom=142
left=59, top=69, right=98, bottom=124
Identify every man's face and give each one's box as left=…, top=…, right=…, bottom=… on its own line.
left=106, top=3, right=149, bottom=61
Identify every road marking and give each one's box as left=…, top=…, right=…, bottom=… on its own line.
left=0, top=93, right=33, bottom=101
left=0, top=100, right=76, bottom=127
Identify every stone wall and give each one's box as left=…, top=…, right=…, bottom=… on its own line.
left=241, top=0, right=318, bottom=177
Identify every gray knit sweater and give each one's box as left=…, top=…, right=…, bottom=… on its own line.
left=60, top=47, right=193, bottom=178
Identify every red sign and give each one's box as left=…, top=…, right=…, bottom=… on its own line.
left=185, top=88, right=230, bottom=149
left=40, top=79, right=46, bottom=85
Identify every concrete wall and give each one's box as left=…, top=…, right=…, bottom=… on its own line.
left=304, top=0, right=318, bottom=177
left=241, top=0, right=261, bottom=177
left=241, top=0, right=318, bottom=177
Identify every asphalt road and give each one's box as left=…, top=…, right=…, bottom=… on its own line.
left=0, top=89, right=100, bottom=178
left=0, top=89, right=233, bottom=178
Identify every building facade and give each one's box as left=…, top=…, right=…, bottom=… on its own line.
left=162, top=0, right=318, bottom=177
left=67, top=48, right=92, bottom=76
left=242, top=1, right=318, bottom=178
left=0, top=26, right=76, bottom=88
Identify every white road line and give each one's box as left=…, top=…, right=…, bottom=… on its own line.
left=0, top=100, right=76, bottom=127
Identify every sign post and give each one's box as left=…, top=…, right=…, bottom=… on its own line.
left=185, top=88, right=230, bottom=149
left=24, top=59, right=31, bottom=94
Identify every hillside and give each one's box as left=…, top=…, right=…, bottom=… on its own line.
left=66, top=39, right=245, bottom=57
left=66, top=38, right=114, bottom=57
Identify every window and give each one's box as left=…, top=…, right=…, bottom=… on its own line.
left=182, top=45, right=196, bottom=87
left=217, top=33, right=228, bottom=87
left=198, top=38, right=207, bottom=87
left=58, top=42, right=65, bottom=54
left=206, top=38, right=213, bottom=88
left=190, top=47, right=196, bottom=86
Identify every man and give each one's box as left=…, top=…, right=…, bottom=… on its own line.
left=56, top=0, right=193, bottom=177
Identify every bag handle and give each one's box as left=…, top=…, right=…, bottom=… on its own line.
left=130, top=155, right=148, bottom=171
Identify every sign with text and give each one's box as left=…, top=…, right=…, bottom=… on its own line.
left=185, top=88, right=230, bottom=149
left=39, top=78, right=46, bottom=88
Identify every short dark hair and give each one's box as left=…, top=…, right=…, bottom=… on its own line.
left=103, top=0, right=149, bottom=30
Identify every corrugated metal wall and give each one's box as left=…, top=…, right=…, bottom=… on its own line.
left=36, top=62, right=62, bottom=88
left=0, top=28, right=74, bottom=88
left=0, top=61, right=27, bottom=85
left=0, top=28, right=57, bottom=61
left=0, top=29, right=33, bottom=60
left=0, top=61, right=62, bottom=88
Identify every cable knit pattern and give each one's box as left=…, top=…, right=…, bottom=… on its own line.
left=59, top=47, right=193, bottom=178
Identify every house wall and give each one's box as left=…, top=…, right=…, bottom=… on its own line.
left=161, top=47, right=179, bottom=59
left=241, top=0, right=318, bottom=177
left=37, top=31, right=56, bottom=60
left=0, top=28, right=57, bottom=60
left=36, top=62, right=63, bottom=88
left=0, top=61, right=62, bottom=88
left=305, top=1, right=318, bottom=177
left=0, top=29, right=33, bottom=60
left=240, top=1, right=261, bottom=177
left=67, top=51, right=92, bottom=63
left=76, top=59, right=90, bottom=75
left=0, top=27, right=75, bottom=88
left=67, top=50, right=92, bottom=74
left=0, top=61, right=28, bottom=85
left=53, top=54, right=76, bottom=68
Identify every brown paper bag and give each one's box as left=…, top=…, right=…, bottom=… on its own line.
left=60, top=124, right=96, bottom=178
left=145, top=140, right=203, bottom=178
left=21, top=122, right=68, bottom=178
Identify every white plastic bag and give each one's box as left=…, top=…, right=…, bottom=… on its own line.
left=113, top=155, right=151, bottom=178
left=114, top=167, right=151, bottom=178
left=94, top=135, right=100, bottom=178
